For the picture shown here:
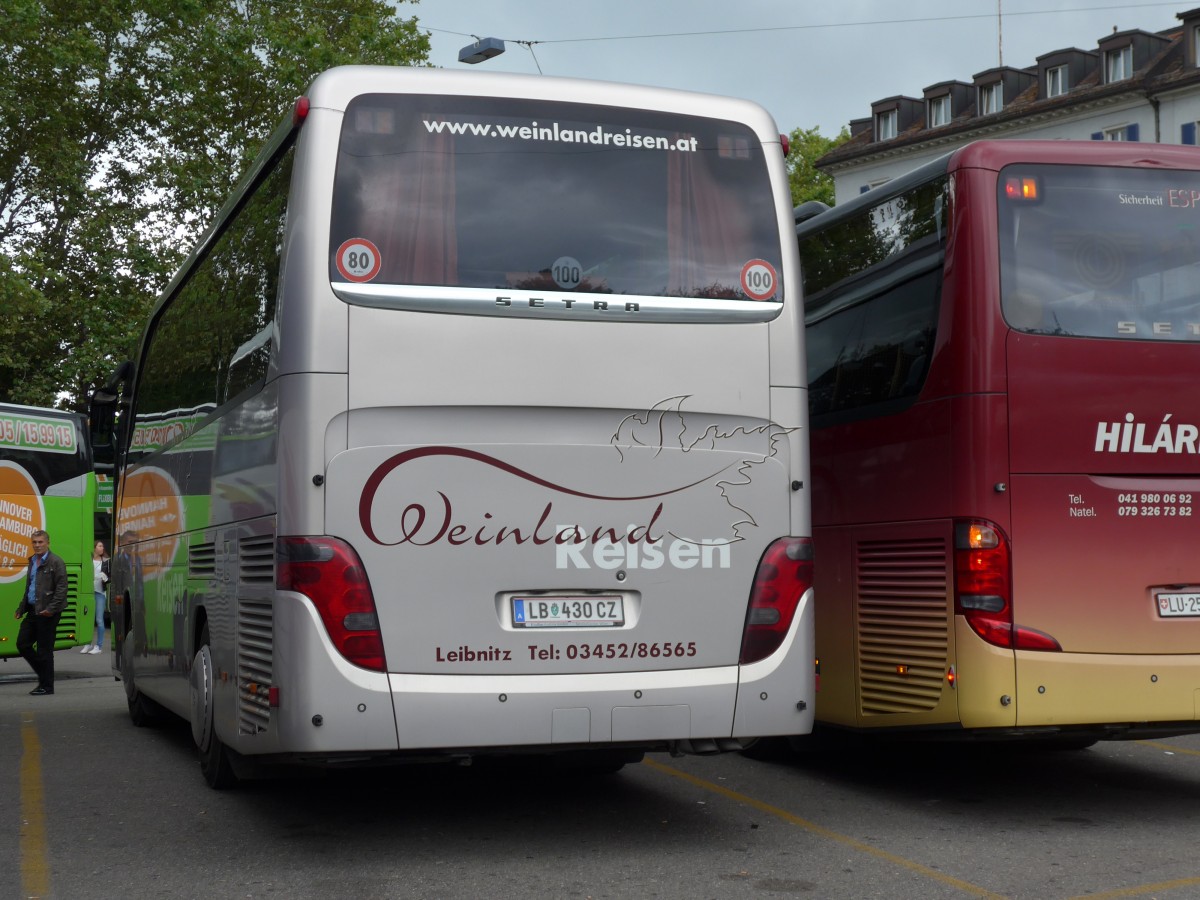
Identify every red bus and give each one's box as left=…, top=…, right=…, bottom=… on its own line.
left=796, top=140, right=1200, bottom=744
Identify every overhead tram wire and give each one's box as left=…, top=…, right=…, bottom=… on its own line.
left=418, top=1, right=1185, bottom=51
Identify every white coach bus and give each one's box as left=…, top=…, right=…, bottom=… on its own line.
left=91, top=66, right=813, bottom=787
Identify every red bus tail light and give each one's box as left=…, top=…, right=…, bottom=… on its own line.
left=953, top=520, right=1060, bottom=652
left=955, top=520, right=1012, bottom=647
left=277, top=537, right=388, bottom=672
left=1003, top=175, right=1040, bottom=201
left=740, top=537, right=814, bottom=664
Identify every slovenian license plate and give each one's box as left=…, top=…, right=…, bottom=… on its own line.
left=1156, top=592, right=1200, bottom=617
left=512, top=595, right=624, bottom=628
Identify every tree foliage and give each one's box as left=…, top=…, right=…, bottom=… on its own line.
left=786, top=125, right=850, bottom=210
left=0, top=0, right=430, bottom=411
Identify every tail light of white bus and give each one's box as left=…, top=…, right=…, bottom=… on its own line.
left=740, top=537, right=814, bottom=664
left=277, top=536, right=388, bottom=671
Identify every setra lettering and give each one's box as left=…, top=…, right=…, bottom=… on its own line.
left=1116, top=321, right=1200, bottom=336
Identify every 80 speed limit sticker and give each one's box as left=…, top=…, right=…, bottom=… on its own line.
left=335, top=238, right=382, bottom=283
left=740, top=258, right=778, bottom=301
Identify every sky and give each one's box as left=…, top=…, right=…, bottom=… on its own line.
left=408, top=1, right=1186, bottom=136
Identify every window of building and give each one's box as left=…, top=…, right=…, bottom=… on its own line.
left=979, top=82, right=1003, bottom=115
left=1194, top=26, right=1200, bottom=66
left=928, top=95, right=951, bottom=127
left=1105, top=45, right=1132, bottom=82
left=1045, top=65, right=1068, bottom=98
left=875, top=109, right=898, bottom=140
left=1093, top=123, right=1140, bottom=142
left=1183, top=122, right=1199, bottom=145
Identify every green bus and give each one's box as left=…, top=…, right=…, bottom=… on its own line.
left=0, top=403, right=96, bottom=657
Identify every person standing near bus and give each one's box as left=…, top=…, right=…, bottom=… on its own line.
left=14, top=529, right=68, bottom=695
left=82, top=539, right=109, bottom=654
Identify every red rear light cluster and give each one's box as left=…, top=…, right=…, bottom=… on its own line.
left=292, top=96, right=310, bottom=126
left=277, top=536, right=388, bottom=672
left=953, top=520, right=1060, bottom=652
left=740, top=537, right=814, bottom=664
left=1003, top=175, right=1040, bottom=201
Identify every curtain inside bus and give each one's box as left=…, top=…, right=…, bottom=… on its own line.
left=329, top=94, right=782, bottom=304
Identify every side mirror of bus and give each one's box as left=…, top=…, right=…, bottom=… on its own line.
left=89, top=390, right=117, bottom=471
left=89, top=360, right=133, bottom=471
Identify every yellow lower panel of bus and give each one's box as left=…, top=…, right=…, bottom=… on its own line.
left=1015, top=650, right=1200, bottom=726
left=954, top=622, right=1018, bottom=730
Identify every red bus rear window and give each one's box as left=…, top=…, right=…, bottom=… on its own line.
left=999, top=164, right=1200, bottom=342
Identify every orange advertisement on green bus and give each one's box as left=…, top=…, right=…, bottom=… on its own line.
left=0, top=404, right=95, bottom=656
left=113, top=408, right=214, bottom=663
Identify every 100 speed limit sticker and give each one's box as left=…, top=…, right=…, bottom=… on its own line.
left=740, top=259, right=778, bottom=301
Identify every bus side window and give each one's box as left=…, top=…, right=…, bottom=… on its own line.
left=806, top=269, right=940, bottom=420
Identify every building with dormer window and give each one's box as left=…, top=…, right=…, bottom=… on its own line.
left=817, top=7, right=1200, bottom=204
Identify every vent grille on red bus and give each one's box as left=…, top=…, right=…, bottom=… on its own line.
left=856, top=537, right=949, bottom=715
left=237, top=535, right=276, bottom=734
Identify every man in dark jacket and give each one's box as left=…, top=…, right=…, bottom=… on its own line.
left=14, top=529, right=68, bottom=695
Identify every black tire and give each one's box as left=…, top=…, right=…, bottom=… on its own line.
left=127, top=691, right=164, bottom=727
left=190, top=623, right=239, bottom=789
left=122, top=633, right=163, bottom=727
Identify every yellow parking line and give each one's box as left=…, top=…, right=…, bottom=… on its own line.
left=1137, top=740, right=1200, bottom=758
left=643, top=757, right=1005, bottom=899
left=1061, top=743, right=1200, bottom=897
left=20, top=713, right=51, bottom=899
left=1067, top=879, right=1200, bottom=899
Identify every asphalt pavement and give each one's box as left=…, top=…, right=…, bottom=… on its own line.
left=0, top=640, right=116, bottom=691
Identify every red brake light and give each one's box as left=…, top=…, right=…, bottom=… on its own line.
left=955, top=520, right=1012, bottom=647
left=277, top=537, right=387, bottom=671
left=1003, top=175, right=1040, bottom=201
left=1012, top=625, right=1062, bottom=652
left=740, top=537, right=813, bottom=664
left=780, top=133, right=790, bottom=156
left=293, top=96, right=310, bottom=127
left=953, top=520, right=1060, bottom=652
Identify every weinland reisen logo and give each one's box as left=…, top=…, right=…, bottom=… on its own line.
left=357, top=447, right=729, bottom=570
left=356, top=397, right=795, bottom=570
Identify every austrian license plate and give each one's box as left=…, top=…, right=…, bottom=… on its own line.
left=512, top=595, right=624, bottom=628
left=1156, top=592, right=1200, bottom=618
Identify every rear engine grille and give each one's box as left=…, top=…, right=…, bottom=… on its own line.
left=239, top=535, right=275, bottom=583
left=856, top=537, right=950, bottom=715
left=189, top=541, right=216, bottom=577
left=236, top=534, right=275, bottom=734
left=237, top=597, right=273, bottom=734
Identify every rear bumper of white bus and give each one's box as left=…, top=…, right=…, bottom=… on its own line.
left=235, top=591, right=814, bottom=759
